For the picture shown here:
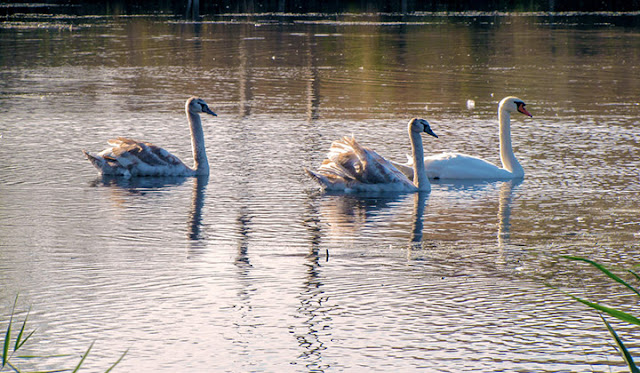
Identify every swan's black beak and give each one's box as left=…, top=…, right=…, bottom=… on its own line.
left=203, top=105, right=217, bottom=116
left=424, top=126, right=438, bottom=138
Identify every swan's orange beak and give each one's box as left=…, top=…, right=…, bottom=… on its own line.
left=517, top=103, right=532, bottom=117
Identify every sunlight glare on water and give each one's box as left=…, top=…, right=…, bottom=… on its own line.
left=0, top=12, right=639, bottom=372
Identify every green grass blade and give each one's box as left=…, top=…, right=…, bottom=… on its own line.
left=104, top=349, right=128, bottom=373
left=72, top=341, right=94, bottom=373
left=553, top=286, right=640, bottom=327
left=3, top=295, right=19, bottom=368
left=2, top=321, right=10, bottom=368
left=15, top=328, right=36, bottom=351
left=628, top=269, right=640, bottom=283
left=6, top=359, right=22, bottom=373
left=601, top=315, right=640, bottom=373
left=14, top=306, right=31, bottom=352
left=562, top=256, right=640, bottom=298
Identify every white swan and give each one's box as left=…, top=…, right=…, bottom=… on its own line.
left=392, top=97, right=532, bottom=180
left=305, top=118, right=438, bottom=193
left=83, top=97, right=216, bottom=177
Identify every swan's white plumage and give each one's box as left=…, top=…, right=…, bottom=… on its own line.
left=83, top=97, right=216, bottom=178
left=306, top=118, right=438, bottom=193
left=423, top=152, right=515, bottom=179
left=393, top=96, right=532, bottom=180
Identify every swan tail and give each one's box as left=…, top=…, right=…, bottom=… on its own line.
left=83, top=150, right=105, bottom=170
left=305, top=167, right=331, bottom=188
left=83, top=149, right=133, bottom=177
left=305, top=167, right=351, bottom=190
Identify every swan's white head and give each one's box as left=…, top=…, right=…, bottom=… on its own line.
left=187, top=97, right=217, bottom=116
left=409, top=118, right=438, bottom=138
left=500, top=96, right=532, bottom=117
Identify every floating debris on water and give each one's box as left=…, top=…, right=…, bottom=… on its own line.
left=466, top=99, right=475, bottom=110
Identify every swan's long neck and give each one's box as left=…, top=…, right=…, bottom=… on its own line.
left=409, top=129, right=430, bottom=191
left=498, top=107, right=523, bottom=177
left=188, top=110, right=209, bottom=175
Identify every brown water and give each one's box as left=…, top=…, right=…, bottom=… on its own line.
left=1, top=12, right=639, bottom=372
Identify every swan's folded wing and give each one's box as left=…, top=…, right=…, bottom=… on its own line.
left=323, top=136, right=410, bottom=185
left=322, top=137, right=360, bottom=176
left=361, top=149, right=411, bottom=184
left=107, top=137, right=186, bottom=167
left=317, top=156, right=358, bottom=183
left=389, top=159, right=414, bottom=180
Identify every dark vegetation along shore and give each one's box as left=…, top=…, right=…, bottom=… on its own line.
left=1, top=0, right=639, bottom=16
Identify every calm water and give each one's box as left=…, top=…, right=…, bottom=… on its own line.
left=1, top=12, right=639, bottom=372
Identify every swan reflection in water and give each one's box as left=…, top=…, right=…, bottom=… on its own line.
left=92, top=174, right=189, bottom=191
left=90, top=174, right=209, bottom=243
left=436, top=179, right=522, bottom=247
left=425, top=179, right=523, bottom=268
left=311, top=191, right=430, bottom=247
left=312, top=179, right=522, bottom=253
left=187, top=175, right=209, bottom=242
left=495, top=179, right=523, bottom=265
left=296, top=180, right=523, bottom=369
left=430, top=178, right=522, bottom=240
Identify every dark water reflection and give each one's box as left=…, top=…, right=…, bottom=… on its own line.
left=1, top=13, right=639, bottom=372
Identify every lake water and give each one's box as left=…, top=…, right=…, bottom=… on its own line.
left=1, top=11, right=639, bottom=372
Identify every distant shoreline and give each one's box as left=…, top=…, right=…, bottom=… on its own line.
left=1, top=0, right=638, bottom=17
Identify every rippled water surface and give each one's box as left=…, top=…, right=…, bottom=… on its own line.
left=1, top=12, right=639, bottom=372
